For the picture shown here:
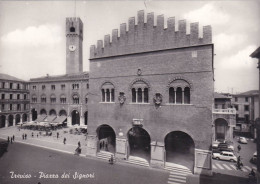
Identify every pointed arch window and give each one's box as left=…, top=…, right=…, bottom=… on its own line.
left=60, top=94, right=66, bottom=104
left=72, top=94, right=79, bottom=104
left=41, top=94, right=46, bottom=103
left=50, top=94, right=56, bottom=103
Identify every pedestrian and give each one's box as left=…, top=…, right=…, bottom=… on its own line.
left=109, top=155, right=114, bottom=164
left=13, top=135, right=15, bottom=141
left=238, top=145, right=241, bottom=152
left=10, top=137, right=13, bottom=144
left=105, top=142, right=108, bottom=151
left=7, top=136, right=10, bottom=143
left=78, top=141, right=81, bottom=148
left=63, top=137, right=66, bottom=144
left=32, top=132, right=34, bottom=138
left=37, top=134, right=38, bottom=138
left=57, top=132, right=59, bottom=139
left=22, top=134, right=24, bottom=140
left=25, top=134, right=27, bottom=140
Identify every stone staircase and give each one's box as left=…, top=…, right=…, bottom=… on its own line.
left=125, top=156, right=149, bottom=167
left=165, top=162, right=192, bottom=184
left=96, top=151, right=114, bottom=161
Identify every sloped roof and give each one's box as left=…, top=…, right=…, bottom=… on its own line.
left=0, top=73, right=25, bottom=82
left=235, top=90, right=259, bottom=96
left=214, top=92, right=232, bottom=99
left=30, top=72, right=89, bottom=82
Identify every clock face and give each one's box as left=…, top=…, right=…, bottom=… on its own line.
left=69, top=45, right=76, bottom=51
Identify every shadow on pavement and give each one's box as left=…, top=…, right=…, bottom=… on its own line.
left=0, top=139, right=9, bottom=158
left=187, top=172, right=257, bottom=184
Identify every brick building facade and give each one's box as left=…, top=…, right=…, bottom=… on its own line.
left=86, top=11, right=214, bottom=175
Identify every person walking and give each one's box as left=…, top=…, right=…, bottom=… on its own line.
left=10, top=137, right=13, bottom=144
left=32, top=132, right=34, bottom=138
left=22, top=134, right=24, bottom=140
left=13, top=135, right=15, bottom=141
left=25, top=134, right=27, bottom=140
left=37, top=134, right=38, bottom=138
left=78, top=141, right=81, bottom=148
left=57, top=132, right=59, bottom=139
left=63, top=137, right=66, bottom=144
left=238, top=145, right=241, bottom=152
left=7, top=136, right=10, bottom=143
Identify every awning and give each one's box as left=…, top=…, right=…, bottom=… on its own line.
left=35, top=115, right=47, bottom=122
left=51, top=116, right=67, bottom=124
left=43, top=116, right=57, bottom=122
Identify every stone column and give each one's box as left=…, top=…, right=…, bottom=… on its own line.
left=86, top=134, right=98, bottom=156
left=150, top=141, right=165, bottom=168
left=116, top=137, right=128, bottom=160
left=5, top=119, right=8, bottom=127
left=104, top=89, right=107, bottom=102
left=67, top=116, right=72, bottom=126
left=194, top=149, right=212, bottom=175
left=174, top=89, right=176, bottom=104
left=109, top=89, right=112, bottom=102
left=135, top=88, right=138, bottom=103
left=142, top=88, right=144, bottom=103
left=182, top=90, right=184, bottom=104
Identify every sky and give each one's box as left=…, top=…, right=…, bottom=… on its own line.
left=0, top=0, right=259, bottom=94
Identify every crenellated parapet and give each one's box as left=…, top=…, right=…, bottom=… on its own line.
left=90, top=10, right=212, bottom=59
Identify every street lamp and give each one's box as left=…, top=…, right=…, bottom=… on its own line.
left=250, top=47, right=260, bottom=181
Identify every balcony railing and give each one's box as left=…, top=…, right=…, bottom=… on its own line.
left=213, top=108, right=236, bottom=114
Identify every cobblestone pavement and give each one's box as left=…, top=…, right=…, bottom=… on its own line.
left=0, top=126, right=88, bottom=155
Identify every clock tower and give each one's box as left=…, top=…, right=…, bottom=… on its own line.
left=66, top=17, right=83, bottom=74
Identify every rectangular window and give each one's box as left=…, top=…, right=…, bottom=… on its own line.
left=42, top=85, right=45, bottom=90
left=214, top=104, right=218, bottom=109
left=17, top=104, right=21, bottom=111
left=72, top=84, right=79, bottom=89
left=245, top=114, right=249, bottom=123
left=234, top=105, right=238, bottom=111
left=192, top=51, right=197, bottom=58
left=10, top=104, right=12, bottom=110
left=222, top=104, right=225, bottom=109
left=235, top=97, right=238, bottom=102
left=1, top=104, right=4, bottom=111
left=87, top=83, right=89, bottom=89
left=244, top=105, right=249, bottom=111
left=24, top=94, right=27, bottom=99
left=61, top=84, right=65, bottom=90
left=51, top=85, right=55, bottom=90
left=32, top=86, right=36, bottom=90
left=10, top=94, right=13, bottom=100
left=10, top=83, right=13, bottom=89
left=2, top=82, right=5, bottom=89
left=24, top=104, right=26, bottom=110
left=17, top=94, right=20, bottom=100
left=1, top=94, right=5, bottom=99
left=17, top=84, right=20, bottom=89
left=245, top=97, right=248, bottom=102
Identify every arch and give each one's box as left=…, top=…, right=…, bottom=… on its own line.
left=22, top=114, right=27, bottom=122
left=15, top=114, right=21, bottom=125
left=8, top=115, right=14, bottom=127
left=41, top=94, right=47, bottom=103
left=49, top=109, right=57, bottom=116
left=131, top=79, right=150, bottom=103
left=167, top=77, right=193, bottom=91
left=71, top=110, right=80, bottom=125
left=215, top=118, right=228, bottom=141
left=127, top=126, right=151, bottom=161
left=59, top=110, right=67, bottom=116
left=84, top=111, right=88, bottom=125
left=97, top=124, right=116, bottom=154
left=164, top=131, right=195, bottom=171
left=31, top=108, right=37, bottom=121
left=40, top=109, right=47, bottom=115
left=0, top=115, right=6, bottom=128
left=129, top=78, right=151, bottom=90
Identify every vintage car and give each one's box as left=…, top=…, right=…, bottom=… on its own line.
left=212, top=151, right=237, bottom=162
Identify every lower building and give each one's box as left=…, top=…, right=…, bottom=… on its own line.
left=0, top=73, right=30, bottom=128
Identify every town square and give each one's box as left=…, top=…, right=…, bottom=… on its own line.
left=0, top=1, right=259, bottom=184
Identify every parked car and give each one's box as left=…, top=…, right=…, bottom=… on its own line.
left=238, top=137, right=247, bottom=144
left=250, top=152, right=257, bottom=164
left=212, top=141, right=220, bottom=149
left=218, top=142, right=234, bottom=152
left=212, top=151, right=237, bottom=162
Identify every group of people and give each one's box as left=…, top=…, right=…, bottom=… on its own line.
left=99, top=141, right=108, bottom=151
left=7, top=135, right=15, bottom=144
